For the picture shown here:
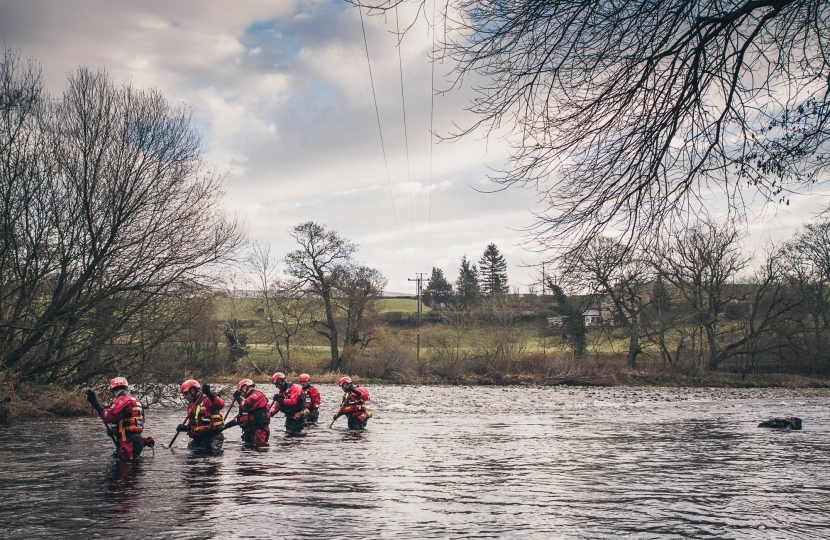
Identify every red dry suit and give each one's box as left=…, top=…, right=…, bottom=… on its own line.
left=235, top=390, right=270, bottom=445
left=100, top=393, right=145, bottom=460
left=270, top=383, right=307, bottom=420
left=342, top=386, right=372, bottom=426
left=303, top=385, right=321, bottom=411
left=186, top=393, right=225, bottom=438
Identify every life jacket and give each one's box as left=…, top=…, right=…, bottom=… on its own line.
left=342, top=386, right=370, bottom=417
left=187, top=394, right=224, bottom=436
left=303, top=385, right=321, bottom=410
left=237, top=390, right=270, bottom=432
left=108, top=395, right=144, bottom=441
left=280, top=383, right=306, bottom=416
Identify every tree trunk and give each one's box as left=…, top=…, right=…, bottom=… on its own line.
left=627, top=319, right=641, bottom=368
left=706, top=324, right=720, bottom=370
left=323, top=292, right=339, bottom=371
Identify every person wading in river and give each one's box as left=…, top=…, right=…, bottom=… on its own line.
left=222, top=379, right=270, bottom=446
left=269, top=372, right=309, bottom=434
left=86, top=377, right=154, bottom=460
left=333, top=376, right=372, bottom=430
left=298, top=373, right=321, bottom=423
left=177, top=380, right=224, bottom=450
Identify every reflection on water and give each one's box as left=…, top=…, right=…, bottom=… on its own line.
left=1, top=385, right=830, bottom=539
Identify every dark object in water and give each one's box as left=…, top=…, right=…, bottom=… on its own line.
left=758, top=416, right=802, bottom=430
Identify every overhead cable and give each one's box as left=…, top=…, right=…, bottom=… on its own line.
left=359, top=7, right=406, bottom=269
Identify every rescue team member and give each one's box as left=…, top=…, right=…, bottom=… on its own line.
left=269, top=372, right=309, bottom=434
left=86, top=377, right=154, bottom=460
left=177, top=380, right=224, bottom=449
left=334, top=376, right=372, bottom=430
left=299, top=373, right=321, bottom=423
left=223, top=379, right=270, bottom=445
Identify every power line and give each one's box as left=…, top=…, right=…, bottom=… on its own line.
left=395, top=5, right=417, bottom=271
left=359, top=7, right=406, bottom=269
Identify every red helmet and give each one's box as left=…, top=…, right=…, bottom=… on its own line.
left=180, top=379, right=201, bottom=393
left=298, top=374, right=310, bottom=383
left=270, top=372, right=286, bottom=384
left=237, top=379, right=255, bottom=390
left=338, top=376, right=352, bottom=387
left=109, top=377, right=128, bottom=390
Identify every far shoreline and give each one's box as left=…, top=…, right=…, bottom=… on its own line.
left=2, top=372, right=829, bottom=423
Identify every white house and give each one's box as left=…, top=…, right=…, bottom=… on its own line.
left=583, top=309, right=613, bottom=326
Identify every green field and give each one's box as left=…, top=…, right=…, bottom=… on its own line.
left=377, top=298, right=431, bottom=313
left=217, top=296, right=428, bottom=315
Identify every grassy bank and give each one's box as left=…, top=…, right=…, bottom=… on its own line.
left=0, top=382, right=92, bottom=423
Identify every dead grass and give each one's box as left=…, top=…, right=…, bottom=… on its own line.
left=0, top=380, right=93, bottom=423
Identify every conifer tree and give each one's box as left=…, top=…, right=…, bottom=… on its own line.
left=455, top=256, right=481, bottom=308
left=423, top=267, right=453, bottom=308
left=478, top=243, right=509, bottom=295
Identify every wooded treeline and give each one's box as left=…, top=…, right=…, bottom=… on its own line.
left=539, top=218, right=830, bottom=377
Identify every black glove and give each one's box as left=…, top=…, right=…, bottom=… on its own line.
left=233, top=389, right=242, bottom=402
left=274, top=393, right=284, bottom=403
left=202, top=384, right=214, bottom=399
left=176, top=424, right=188, bottom=433
left=86, top=389, right=103, bottom=413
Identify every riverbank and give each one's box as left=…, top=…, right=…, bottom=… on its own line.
left=2, top=369, right=828, bottom=423
left=0, top=382, right=91, bottom=423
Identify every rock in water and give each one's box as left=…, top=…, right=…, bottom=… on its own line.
left=758, top=416, right=802, bottom=430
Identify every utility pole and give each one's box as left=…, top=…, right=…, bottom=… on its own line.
left=541, top=261, right=546, bottom=355
left=408, top=273, right=427, bottom=366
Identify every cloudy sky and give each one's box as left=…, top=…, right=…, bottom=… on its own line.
left=2, top=0, right=828, bottom=293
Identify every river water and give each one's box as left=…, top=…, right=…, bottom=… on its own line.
left=1, top=385, right=829, bottom=539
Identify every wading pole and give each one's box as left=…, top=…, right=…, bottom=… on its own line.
left=165, top=409, right=192, bottom=449
left=223, top=399, right=236, bottom=421
left=329, top=395, right=347, bottom=428
left=87, top=390, right=119, bottom=450
left=100, top=415, right=119, bottom=450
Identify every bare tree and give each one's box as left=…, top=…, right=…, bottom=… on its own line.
left=652, top=220, right=749, bottom=370
left=247, top=242, right=311, bottom=371
left=284, top=222, right=357, bottom=371
left=558, top=237, right=650, bottom=367
left=733, top=248, right=797, bottom=376
left=335, top=264, right=387, bottom=354
left=640, top=274, right=686, bottom=367
left=356, top=0, right=830, bottom=248
left=778, top=219, right=830, bottom=374
left=0, top=56, right=244, bottom=384
left=217, top=274, right=251, bottom=367
left=428, top=302, right=474, bottom=379
left=477, top=292, right=528, bottom=374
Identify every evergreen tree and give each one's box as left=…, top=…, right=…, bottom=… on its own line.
left=455, top=256, right=481, bottom=308
left=423, top=267, right=453, bottom=308
left=478, top=243, right=509, bottom=295
left=548, top=280, right=586, bottom=358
